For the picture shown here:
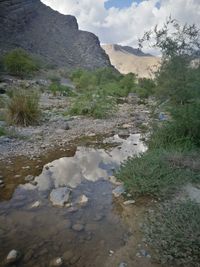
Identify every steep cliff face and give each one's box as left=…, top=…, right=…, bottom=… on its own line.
left=0, top=0, right=111, bottom=70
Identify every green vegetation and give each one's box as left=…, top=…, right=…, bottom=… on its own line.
left=69, top=68, right=138, bottom=118
left=116, top=149, right=199, bottom=198
left=145, top=201, right=200, bottom=266
left=69, top=90, right=116, bottom=119
left=49, top=82, right=76, bottom=97
left=116, top=19, right=200, bottom=266
left=7, top=90, right=40, bottom=126
left=3, top=48, right=39, bottom=77
left=0, top=126, right=6, bottom=136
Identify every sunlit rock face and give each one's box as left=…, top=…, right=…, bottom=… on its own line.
left=0, top=0, right=111, bottom=70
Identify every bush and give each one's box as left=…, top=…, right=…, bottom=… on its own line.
left=49, top=82, right=76, bottom=97
left=7, top=90, right=40, bottom=126
left=145, top=201, right=200, bottom=266
left=3, top=48, right=38, bottom=77
left=116, top=149, right=198, bottom=198
left=0, top=126, right=6, bottom=136
left=149, top=101, right=200, bottom=149
left=69, top=90, right=116, bottom=119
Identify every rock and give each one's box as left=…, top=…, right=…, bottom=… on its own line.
left=112, top=185, right=125, bottom=197
left=119, top=262, right=127, bottom=267
left=123, top=200, right=135, bottom=205
left=65, top=219, right=72, bottom=229
left=50, top=257, right=63, bottom=267
left=24, top=249, right=34, bottom=262
left=31, top=201, right=41, bottom=208
left=76, top=195, right=88, bottom=206
left=67, top=206, right=78, bottom=213
left=108, top=176, right=122, bottom=185
left=24, top=175, right=34, bottom=182
left=137, top=249, right=151, bottom=258
left=122, top=124, right=132, bottom=129
left=72, top=223, right=84, bottom=232
left=6, top=249, right=20, bottom=264
left=94, top=213, right=104, bottom=221
left=50, top=187, right=71, bottom=207
left=0, top=179, right=4, bottom=185
left=30, top=181, right=38, bottom=186
left=60, top=122, right=70, bottom=131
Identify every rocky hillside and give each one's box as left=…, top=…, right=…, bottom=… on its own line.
left=0, top=0, right=111, bottom=70
left=102, top=44, right=160, bottom=78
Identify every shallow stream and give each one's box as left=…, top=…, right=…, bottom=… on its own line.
left=0, top=134, right=147, bottom=267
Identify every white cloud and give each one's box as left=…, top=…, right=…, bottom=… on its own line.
left=41, top=0, right=200, bottom=54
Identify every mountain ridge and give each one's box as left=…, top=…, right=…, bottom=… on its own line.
left=102, top=44, right=160, bottom=78
left=0, top=0, right=111, bottom=70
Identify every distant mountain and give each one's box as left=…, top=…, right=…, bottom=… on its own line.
left=0, top=0, right=111, bottom=70
left=102, top=44, right=160, bottom=78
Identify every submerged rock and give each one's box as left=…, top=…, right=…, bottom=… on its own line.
left=31, top=201, right=41, bottom=208
left=6, top=249, right=21, bottom=264
left=24, top=175, right=34, bottom=182
left=76, top=194, right=88, bottom=206
left=50, top=187, right=71, bottom=206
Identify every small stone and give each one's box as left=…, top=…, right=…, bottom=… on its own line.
left=67, top=207, right=78, bottom=213
left=22, top=166, right=30, bottom=170
left=72, top=223, right=84, bottom=232
left=6, top=249, right=20, bottom=263
left=60, top=122, right=70, bottom=130
left=25, top=175, right=34, bottom=182
left=31, top=201, right=41, bottom=208
left=94, top=213, right=104, bottom=221
left=119, top=262, right=127, bottom=267
left=14, top=175, right=21, bottom=178
left=0, top=179, right=4, bottom=185
left=50, top=187, right=71, bottom=207
left=108, top=176, right=122, bottom=185
left=123, top=200, right=135, bottom=205
left=50, top=257, right=63, bottom=266
left=109, top=250, right=114, bottom=256
left=76, top=195, right=88, bottom=205
left=112, top=185, right=125, bottom=197
left=138, top=249, right=151, bottom=258
left=122, top=124, right=132, bottom=129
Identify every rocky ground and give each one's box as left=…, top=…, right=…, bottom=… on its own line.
left=0, top=77, right=150, bottom=161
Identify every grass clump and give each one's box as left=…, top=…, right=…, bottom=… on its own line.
left=116, top=149, right=198, bottom=198
left=3, top=48, right=39, bottom=77
left=49, top=82, right=76, bottom=97
left=145, top=201, right=200, bottom=267
left=7, top=90, right=40, bottom=126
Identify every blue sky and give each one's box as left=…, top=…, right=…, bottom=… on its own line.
left=105, top=0, right=140, bottom=9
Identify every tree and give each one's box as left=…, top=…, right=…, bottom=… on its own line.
left=139, top=17, right=200, bottom=105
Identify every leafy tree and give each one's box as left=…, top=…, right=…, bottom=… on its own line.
left=139, top=17, right=200, bottom=104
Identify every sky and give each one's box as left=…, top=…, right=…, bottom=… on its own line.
left=41, top=0, right=200, bottom=54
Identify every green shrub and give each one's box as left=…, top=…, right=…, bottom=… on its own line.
left=48, top=75, right=61, bottom=84
left=49, top=82, right=76, bottom=97
left=69, top=90, right=116, bottom=119
left=136, top=78, right=156, bottom=99
left=145, top=201, right=200, bottom=266
left=0, top=126, right=6, bottom=136
left=7, top=90, right=40, bottom=126
left=116, top=149, right=198, bottom=198
left=3, top=48, right=38, bottom=77
left=149, top=101, right=200, bottom=149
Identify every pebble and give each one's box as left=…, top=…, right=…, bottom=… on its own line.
left=62, top=251, right=74, bottom=262
left=112, top=185, right=125, bottom=197
left=119, top=263, right=127, bottom=267
left=6, top=249, right=20, bottom=263
left=76, top=194, right=88, bottom=205
left=136, top=249, right=151, bottom=258
left=50, top=257, right=63, bottom=266
left=0, top=179, right=4, bottom=185
left=72, top=223, right=84, bottom=232
left=123, top=200, right=135, bottom=205
left=31, top=201, right=41, bottom=208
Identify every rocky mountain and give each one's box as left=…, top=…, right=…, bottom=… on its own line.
left=0, top=0, right=111, bottom=70
left=102, top=44, right=160, bottom=78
